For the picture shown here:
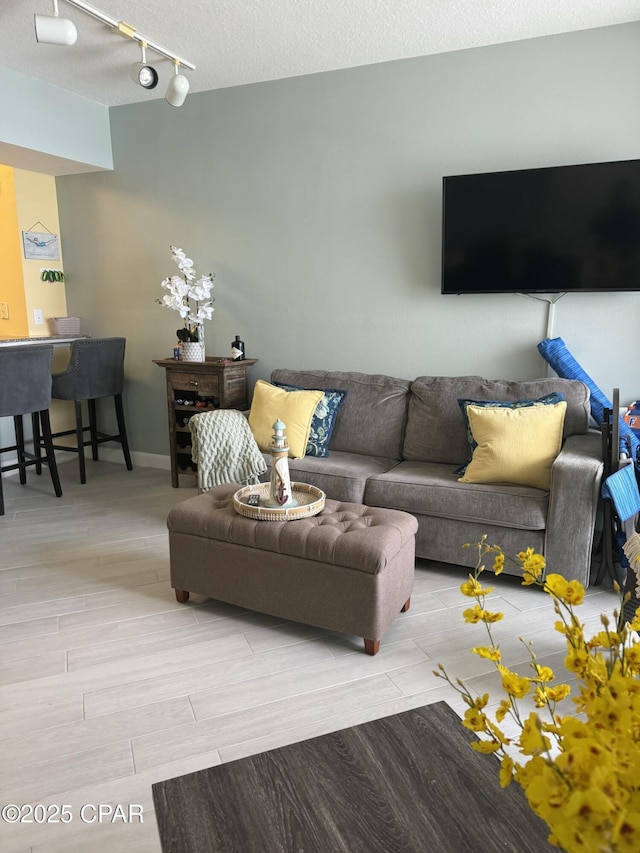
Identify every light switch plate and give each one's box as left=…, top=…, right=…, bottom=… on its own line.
left=34, top=308, right=44, bottom=325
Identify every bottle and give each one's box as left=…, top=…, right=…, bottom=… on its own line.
left=231, top=335, right=245, bottom=361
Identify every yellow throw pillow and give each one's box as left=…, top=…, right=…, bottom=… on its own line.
left=458, top=401, right=567, bottom=490
left=248, top=380, right=323, bottom=459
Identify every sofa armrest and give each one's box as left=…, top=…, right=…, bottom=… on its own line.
left=545, top=431, right=604, bottom=588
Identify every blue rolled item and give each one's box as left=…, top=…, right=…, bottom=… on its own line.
left=537, top=336, right=640, bottom=463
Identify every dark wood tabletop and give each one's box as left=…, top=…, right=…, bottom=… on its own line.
left=152, top=700, right=553, bottom=852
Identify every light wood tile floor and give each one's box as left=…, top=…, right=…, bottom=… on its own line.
left=0, top=460, right=619, bottom=852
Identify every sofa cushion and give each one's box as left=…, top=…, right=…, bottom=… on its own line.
left=272, top=382, right=347, bottom=458
left=271, top=369, right=411, bottom=460
left=458, top=401, right=567, bottom=490
left=248, top=380, right=323, bottom=458
left=456, top=391, right=565, bottom=474
left=364, top=460, right=549, bottom=530
left=261, top=449, right=400, bottom=504
left=403, top=376, right=590, bottom=465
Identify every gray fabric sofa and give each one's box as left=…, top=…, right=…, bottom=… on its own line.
left=259, top=369, right=604, bottom=587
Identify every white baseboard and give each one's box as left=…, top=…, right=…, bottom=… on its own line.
left=76, top=447, right=172, bottom=470
left=1, top=448, right=172, bottom=477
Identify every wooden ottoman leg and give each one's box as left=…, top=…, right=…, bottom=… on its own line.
left=175, top=589, right=189, bottom=603
left=364, top=638, right=380, bottom=656
left=401, top=598, right=411, bottom=612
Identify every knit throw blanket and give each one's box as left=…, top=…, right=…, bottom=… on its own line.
left=189, top=409, right=267, bottom=493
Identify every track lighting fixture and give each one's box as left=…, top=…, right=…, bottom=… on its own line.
left=131, top=42, right=158, bottom=90
left=165, top=62, right=190, bottom=108
left=33, top=0, right=195, bottom=106
left=34, top=0, right=77, bottom=46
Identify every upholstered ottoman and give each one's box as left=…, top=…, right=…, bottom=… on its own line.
left=167, top=484, right=418, bottom=654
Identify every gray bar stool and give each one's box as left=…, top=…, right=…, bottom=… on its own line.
left=49, top=337, right=133, bottom=484
left=0, top=345, right=63, bottom=516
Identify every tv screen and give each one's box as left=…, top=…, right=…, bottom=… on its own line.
left=441, top=159, right=640, bottom=294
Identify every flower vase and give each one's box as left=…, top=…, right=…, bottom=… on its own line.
left=181, top=326, right=205, bottom=362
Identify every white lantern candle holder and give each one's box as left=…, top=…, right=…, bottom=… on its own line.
left=265, top=419, right=298, bottom=508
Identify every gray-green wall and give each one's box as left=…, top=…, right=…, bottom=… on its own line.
left=55, top=23, right=640, bottom=461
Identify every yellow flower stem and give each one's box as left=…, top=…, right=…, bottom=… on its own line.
left=545, top=753, right=572, bottom=790
left=433, top=665, right=474, bottom=700
left=438, top=537, right=640, bottom=853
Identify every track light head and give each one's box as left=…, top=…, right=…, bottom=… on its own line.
left=34, top=13, right=78, bottom=46
left=131, top=62, right=159, bottom=89
left=130, top=42, right=158, bottom=90
left=165, top=63, right=189, bottom=107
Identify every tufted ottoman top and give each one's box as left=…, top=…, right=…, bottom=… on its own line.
left=167, top=484, right=418, bottom=575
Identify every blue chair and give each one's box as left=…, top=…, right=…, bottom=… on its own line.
left=49, top=337, right=133, bottom=483
left=0, top=345, right=62, bottom=515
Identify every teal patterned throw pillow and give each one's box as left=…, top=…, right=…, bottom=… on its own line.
left=455, top=392, right=565, bottom=475
left=272, top=382, right=347, bottom=457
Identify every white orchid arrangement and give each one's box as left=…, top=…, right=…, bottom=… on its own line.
left=158, top=246, right=215, bottom=342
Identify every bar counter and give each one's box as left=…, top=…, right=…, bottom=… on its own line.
left=0, top=336, right=86, bottom=348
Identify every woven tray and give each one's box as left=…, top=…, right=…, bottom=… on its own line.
left=233, top=482, right=325, bottom=522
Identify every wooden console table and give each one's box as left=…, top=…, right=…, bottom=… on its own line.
left=153, top=357, right=258, bottom=487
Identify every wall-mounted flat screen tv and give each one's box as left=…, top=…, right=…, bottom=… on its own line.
left=441, top=159, right=640, bottom=294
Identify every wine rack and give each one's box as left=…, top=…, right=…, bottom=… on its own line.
left=153, top=357, right=258, bottom=487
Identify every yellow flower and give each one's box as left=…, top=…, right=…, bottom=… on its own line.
left=460, top=578, right=478, bottom=597
left=472, top=645, right=501, bottom=661
left=612, top=810, right=640, bottom=851
left=521, top=758, right=570, bottom=815
left=462, top=707, right=487, bottom=733
left=521, top=568, right=542, bottom=586
left=497, top=665, right=531, bottom=698
left=486, top=718, right=509, bottom=745
left=554, top=619, right=584, bottom=645
left=439, top=538, right=640, bottom=853
left=533, top=686, right=549, bottom=708
left=564, top=581, right=586, bottom=606
left=460, top=576, right=494, bottom=597
left=627, top=610, right=640, bottom=631
left=545, top=684, right=571, bottom=702
left=531, top=664, right=555, bottom=683
left=472, top=692, right=490, bottom=710
left=518, top=548, right=545, bottom=585
left=564, top=787, right=615, bottom=824
left=545, top=573, right=585, bottom=605
left=547, top=787, right=616, bottom=853
left=517, top=547, right=536, bottom=561
left=565, top=646, right=591, bottom=677
left=495, top=698, right=511, bottom=722
left=493, top=552, right=505, bottom=575
left=463, top=604, right=504, bottom=624
left=470, top=739, right=502, bottom=754
left=499, top=754, right=514, bottom=787
left=544, top=573, right=567, bottom=597
left=519, top=713, right=551, bottom=755
left=587, top=630, right=620, bottom=649
left=481, top=609, right=504, bottom=624
left=463, top=605, right=485, bottom=624
left=623, top=645, right=640, bottom=673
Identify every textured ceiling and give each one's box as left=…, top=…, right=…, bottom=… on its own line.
left=2, top=1, right=639, bottom=107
